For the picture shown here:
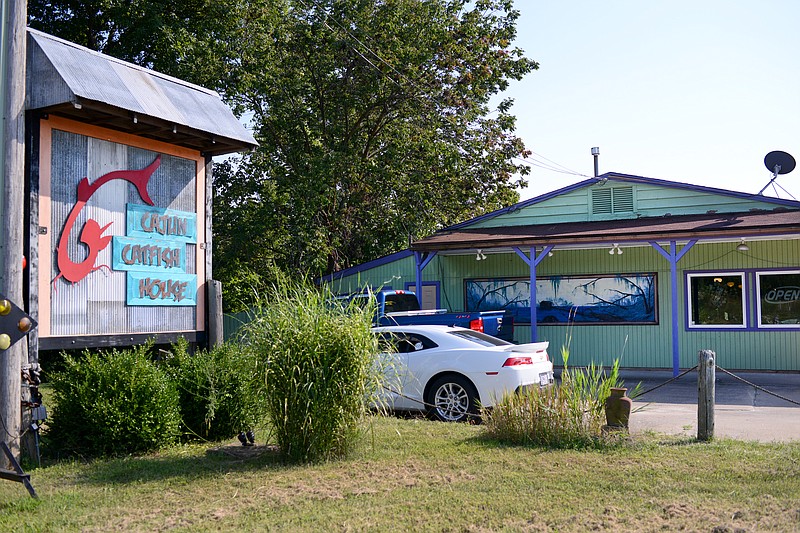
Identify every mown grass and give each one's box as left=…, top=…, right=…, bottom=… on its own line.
left=1, top=416, right=798, bottom=532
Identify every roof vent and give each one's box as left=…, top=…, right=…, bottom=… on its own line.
left=591, top=186, right=634, bottom=215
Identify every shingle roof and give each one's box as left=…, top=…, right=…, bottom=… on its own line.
left=411, top=208, right=800, bottom=252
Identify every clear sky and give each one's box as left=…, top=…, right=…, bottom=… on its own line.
left=503, top=1, right=800, bottom=202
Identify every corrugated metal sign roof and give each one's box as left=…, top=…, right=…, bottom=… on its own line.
left=26, top=28, right=257, bottom=156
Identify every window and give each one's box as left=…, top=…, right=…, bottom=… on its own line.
left=377, top=332, right=437, bottom=353
left=448, top=330, right=512, bottom=347
left=756, top=271, right=800, bottom=327
left=687, top=273, right=746, bottom=328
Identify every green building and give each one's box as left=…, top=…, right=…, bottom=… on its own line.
left=323, top=173, right=800, bottom=373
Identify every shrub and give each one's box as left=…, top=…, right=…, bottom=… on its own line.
left=244, top=277, right=379, bottom=463
left=45, top=342, right=180, bottom=456
left=163, top=337, right=266, bottom=441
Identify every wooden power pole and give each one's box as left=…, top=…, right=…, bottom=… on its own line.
left=1, top=0, right=28, bottom=461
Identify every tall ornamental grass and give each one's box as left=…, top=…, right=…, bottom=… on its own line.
left=483, top=342, right=637, bottom=448
left=245, top=279, right=379, bottom=463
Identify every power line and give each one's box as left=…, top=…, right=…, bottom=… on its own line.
left=292, top=1, right=584, bottom=180
left=514, top=155, right=588, bottom=177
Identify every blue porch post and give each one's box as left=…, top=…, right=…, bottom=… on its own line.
left=513, top=245, right=553, bottom=342
left=649, top=240, right=697, bottom=376
left=413, top=251, right=437, bottom=307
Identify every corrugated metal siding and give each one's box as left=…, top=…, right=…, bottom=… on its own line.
left=326, top=238, right=799, bottom=370
left=49, top=129, right=197, bottom=336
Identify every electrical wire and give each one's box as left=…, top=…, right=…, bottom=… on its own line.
left=293, top=0, right=579, bottom=176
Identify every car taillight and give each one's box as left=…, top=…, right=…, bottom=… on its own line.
left=469, top=318, right=484, bottom=333
left=502, top=356, right=533, bottom=367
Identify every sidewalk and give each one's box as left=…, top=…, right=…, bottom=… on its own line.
left=617, top=370, right=800, bottom=443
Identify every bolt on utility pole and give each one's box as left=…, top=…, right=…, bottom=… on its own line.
left=1, top=0, right=28, bottom=461
left=697, top=349, right=716, bottom=441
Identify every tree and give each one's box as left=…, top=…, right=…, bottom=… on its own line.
left=29, top=0, right=538, bottom=310
left=218, top=0, right=536, bottom=285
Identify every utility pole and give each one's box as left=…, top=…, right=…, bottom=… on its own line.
left=1, top=0, right=28, bottom=461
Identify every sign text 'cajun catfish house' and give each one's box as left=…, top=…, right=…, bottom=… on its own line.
left=25, top=29, right=256, bottom=353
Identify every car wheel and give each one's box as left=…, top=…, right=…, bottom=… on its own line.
left=427, top=375, right=479, bottom=423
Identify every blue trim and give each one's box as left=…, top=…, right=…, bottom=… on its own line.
left=448, top=179, right=598, bottom=230
left=650, top=240, right=697, bottom=376
left=511, top=246, right=554, bottom=341
left=448, top=173, right=800, bottom=231
left=684, top=267, right=800, bottom=333
left=319, top=250, right=414, bottom=283
left=604, top=172, right=800, bottom=208
left=684, top=270, right=750, bottom=330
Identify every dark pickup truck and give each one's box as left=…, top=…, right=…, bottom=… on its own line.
left=339, top=289, right=514, bottom=342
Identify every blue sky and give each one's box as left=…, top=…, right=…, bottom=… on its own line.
left=503, top=1, right=800, bottom=201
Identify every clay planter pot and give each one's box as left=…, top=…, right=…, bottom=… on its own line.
left=605, top=387, right=632, bottom=429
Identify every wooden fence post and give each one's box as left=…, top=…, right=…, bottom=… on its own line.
left=697, top=349, right=715, bottom=441
left=207, top=280, right=224, bottom=348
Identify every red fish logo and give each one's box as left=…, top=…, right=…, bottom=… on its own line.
left=53, top=156, right=161, bottom=286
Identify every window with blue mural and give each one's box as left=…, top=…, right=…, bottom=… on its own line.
left=465, top=274, right=658, bottom=325
left=756, top=270, right=800, bottom=328
left=687, top=273, right=746, bottom=328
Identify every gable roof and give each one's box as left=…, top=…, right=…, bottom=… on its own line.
left=447, top=172, right=800, bottom=231
left=26, top=28, right=257, bottom=156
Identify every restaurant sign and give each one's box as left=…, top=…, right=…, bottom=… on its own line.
left=112, top=204, right=197, bottom=306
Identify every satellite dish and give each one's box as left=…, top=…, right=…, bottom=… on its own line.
left=758, top=151, right=796, bottom=197
left=764, top=151, right=796, bottom=176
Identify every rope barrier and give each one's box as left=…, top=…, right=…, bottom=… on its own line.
left=632, top=365, right=698, bottom=399
left=715, top=366, right=800, bottom=407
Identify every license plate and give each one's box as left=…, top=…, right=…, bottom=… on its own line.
left=539, top=372, right=551, bottom=387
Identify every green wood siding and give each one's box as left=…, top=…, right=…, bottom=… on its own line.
left=468, top=180, right=789, bottom=229
left=329, top=255, right=417, bottom=295
left=634, top=183, right=775, bottom=216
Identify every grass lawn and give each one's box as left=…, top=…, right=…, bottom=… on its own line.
left=1, top=416, right=798, bottom=532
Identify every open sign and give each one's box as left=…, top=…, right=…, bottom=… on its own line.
left=764, top=286, right=800, bottom=304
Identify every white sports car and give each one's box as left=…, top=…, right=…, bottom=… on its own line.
left=372, top=324, right=554, bottom=422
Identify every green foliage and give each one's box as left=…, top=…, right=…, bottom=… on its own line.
left=213, top=0, right=537, bottom=286
left=162, top=338, right=267, bottom=442
left=244, top=277, right=379, bottom=463
left=482, top=347, right=634, bottom=448
left=44, top=342, right=181, bottom=457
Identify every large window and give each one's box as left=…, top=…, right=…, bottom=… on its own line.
left=687, top=272, right=746, bottom=328
left=756, top=270, right=800, bottom=327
